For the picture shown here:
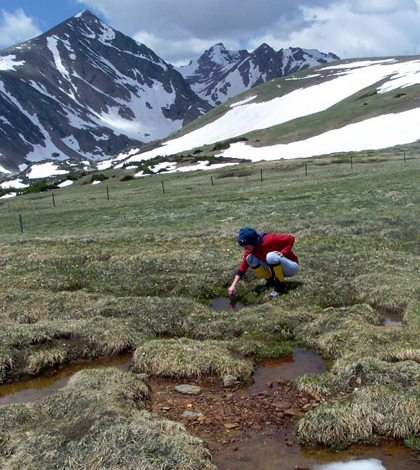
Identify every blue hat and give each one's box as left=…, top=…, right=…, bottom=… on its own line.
left=237, top=227, right=258, bottom=247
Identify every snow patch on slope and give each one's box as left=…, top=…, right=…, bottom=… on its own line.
left=222, top=107, right=420, bottom=161
left=0, top=55, right=25, bottom=71
left=27, top=162, right=69, bottom=179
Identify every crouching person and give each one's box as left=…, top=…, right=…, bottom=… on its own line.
left=228, top=227, right=299, bottom=297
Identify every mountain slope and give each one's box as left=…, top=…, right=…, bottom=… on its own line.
left=0, top=10, right=211, bottom=172
left=118, top=56, right=420, bottom=167
left=177, top=43, right=339, bottom=106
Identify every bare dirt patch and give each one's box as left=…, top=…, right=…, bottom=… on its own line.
left=147, top=374, right=321, bottom=453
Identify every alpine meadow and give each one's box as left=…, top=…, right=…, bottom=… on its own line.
left=0, top=146, right=419, bottom=468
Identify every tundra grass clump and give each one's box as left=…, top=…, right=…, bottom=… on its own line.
left=381, top=349, right=420, bottom=363
left=132, top=338, right=254, bottom=382
left=297, top=385, right=420, bottom=448
left=293, top=372, right=332, bottom=398
left=297, top=303, right=417, bottom=361
left=329, top=357, right=420, bottom=391
left=0, top=368, right=217, bottom=470
left=0, top=317, right=149, bottom=382
left=26, top=344, right=70, bottom=375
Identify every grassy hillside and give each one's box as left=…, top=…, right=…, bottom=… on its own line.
left=136, top=56, right=420, bottom=158
left=0, top=148, right=419, bottom=467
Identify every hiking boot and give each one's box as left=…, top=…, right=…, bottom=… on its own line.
left=270, top=281, right=287, bottom=297
left=257, top=277, right=276, bottom=293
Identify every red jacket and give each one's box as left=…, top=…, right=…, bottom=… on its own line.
left=237, top=232, right=298, bottom=277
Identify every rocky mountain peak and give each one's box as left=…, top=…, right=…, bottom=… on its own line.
left=0, top=11, right=211, bottom=173
left=177, top=42, right=339, bottom=106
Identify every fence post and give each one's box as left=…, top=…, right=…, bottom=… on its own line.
left=52, top=193, right=56, bottom=207
left=211, top=176, right=214, bottom=187
left=351, top=156, right=353, bottom=169
left=305, top=162, right=308, bottom=176
left=106, top=186, right=110, bottom=201
left=403, top=150, right=406, bottom=163
left=260, top=168, right=263, bottom=182
left=18, top=214, right=23, bottom=233
left=161, top=181, right=165, bottom=194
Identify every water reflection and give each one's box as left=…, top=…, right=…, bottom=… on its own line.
left=211, top=296, right=246, bottom=311
left=315, top=459, right=385, bottom=469
left=214, top=434, right=420, bottom=470
left=246, top=346, right=326, bottom=395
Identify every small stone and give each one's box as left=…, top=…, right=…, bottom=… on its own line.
left=272, top=401, right=291, bottom=410
left=175, top=384, right=202, bottom=395
left=181, top=411, right=204, bottom=418
left=223, top=375, right=236, bottom=387
left=224, top=423, right=238, bottom=429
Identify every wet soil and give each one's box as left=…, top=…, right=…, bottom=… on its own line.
left=146, top=347, right=327, bottom=457
left=147, top=373, right=315, bottom=453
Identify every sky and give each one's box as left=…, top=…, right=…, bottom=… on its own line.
left=1, top=0, right=420, bottom=66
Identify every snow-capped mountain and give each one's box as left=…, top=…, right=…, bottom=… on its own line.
left=177, top=43, right=339, bottom=106
left=0, top=10, right=211, bottom=173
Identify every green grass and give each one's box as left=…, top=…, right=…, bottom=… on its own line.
left=0, top=149, right=419, bottom=459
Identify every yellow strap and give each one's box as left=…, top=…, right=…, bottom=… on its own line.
left=271, top=264, right=285, bottom=282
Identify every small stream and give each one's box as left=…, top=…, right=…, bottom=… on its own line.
left=0, top=353, right=133, bottom=406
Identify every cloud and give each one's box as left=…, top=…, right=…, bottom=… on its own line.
left=249, top=2, right=420, bottom=59
left=0, top=9, right=42, bottom=49
left=350, top=0, right=418, bottom=14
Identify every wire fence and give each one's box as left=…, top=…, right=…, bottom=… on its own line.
left=1, top=150, right=417, bottom=235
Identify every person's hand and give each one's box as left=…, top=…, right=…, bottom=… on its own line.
left=228, top=285, right=236, bottom=295
left=274, top=251, right=284, bottom=257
